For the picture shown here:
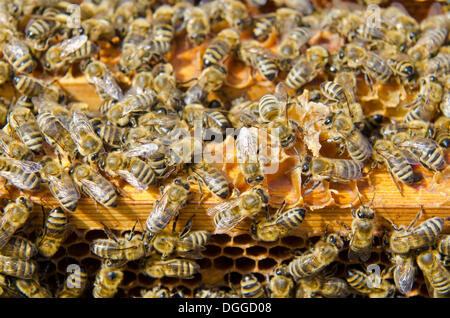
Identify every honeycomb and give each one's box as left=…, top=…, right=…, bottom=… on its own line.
left=21, top=225, right=430, bottom=298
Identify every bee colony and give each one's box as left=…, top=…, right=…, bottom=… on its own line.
left=0, top=0, right=447, bottom=298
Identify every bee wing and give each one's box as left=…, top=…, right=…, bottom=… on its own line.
left=117, top=169, right=148, bottom=191
left=6, top=159, right=41, bottom=173
left=206, top=197, right=242, bottom=217
left=0, top=218, right=13, bottom=249
left=214, top=213, right=247, bottom=234
left=149, top=188, right=171, bottom=220
left=69, top=110, right=97, bottom=141
left=59, top=35, right=88, bottom=58
left=236, top=127, right=258, bottom=163
left=394, top=262, right=416, bottom=295
left=80, top=178, right=112, bottom=202
left=398, top=137, right=439, bottom=154
left=121, top=92, right=155, bottom=115
left=123, top=143, right=159, bottom=158
left=48, top=174, right=81, bottom=201
left=4, top=40, right=30, bottom=62
left=92, top=73, right=123, bottom=101
left=0, top=130, right=12, bottom=157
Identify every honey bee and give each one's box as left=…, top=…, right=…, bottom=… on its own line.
left=363, top=51, right=393, bottom=85
left=81, top=18, right=116, bottom=42
left=207, top=187, right=269, bottom=234
left=188, top=162, right=230, bottom=200
left=267, top=265, right=294, bottom=298
left=372, top=139, right=420, bottom=195
left=238, top=40, right=279, bottom=81
left=416, top=250, right=450, bottom=298
left=388, top=253, right=416, bottom=295
left=393, top=133, right=445, bottom=172
left=203, top=28, right=239, bottom=68
left=110, top=1, right=137, bottom=38
left=15, top=279, right=52, bottom=298
left=0, top=273, right=24, bottom=298
left=255, top=7, right=303, bottom=41
left=150, top=65, right=184, bottom=111
left=252, top=13, right=276, bottom=41
left=24, top=7, right=60, bottom=49
left=68, top=109, right=103, bottom=159
left=150, top=217, right=211, bottom=259
left=241, top=273, right=266, bottom=298
left=181, top=103, right=230, bottom=137
left=287, top=233, right=344, bottom=280
left=405, top=76, right=442, bottom=122
left=437, top=235, right=450, bottom=265
left=382, top=4, right=419, bottom=42
left=36, top=109, right=77, bottom=159
left=408, top=27, right=447, bottom=61
left=1, top=38, right=35, bottom=74
left=0, top=255, right=36, bottom=279
left=221, top=0, right=252, bottom=31
left=299, top=156, right=364, bottom=195
left=0, top=157, right=41, bottom=191
left=145, top=178, right=191, bottom=234
left=106, top=92, right=157, bottom=127
left=40, top=156, right=80, bottom=212
left=56, top=265, right=88, bottom=298
left=89, top=117, right=127, bottom=149
left=250, top=201, right=306, bottom=242
left=236, top=126, right=265, bottom=186
left=122, top=18, right=151, bottom=47
left=152, top=5, right=175, bottom=43
left=346, top=269, right=395, bottom=298
left=380, top=120, right=434, bottom=140
left=278, top=27, right=312, bottom=66
left=285, top=46, right=328, bottom=89
left=140, top=285, right=171, bottom=298
left=83, top=59, right=123, bottom=101
left=13, top=75, right=62, bottom=100
left=184, top=64, right=227, bottom=105
left=323, top=113, right=373, bottom=162
left=0, top=236, right=37, bottom=260
left=422, top=52, right=450, bottom=77
left=69, top=162, right=118, bottom=208
left=8, top=106, right=43, bottom=154
left=99, top=150, right=156, bottom=191
left=185, top=7, right=209, bottom=45
left=346, top=197, right=376, bottom=262
left=91, top=224, right=151, bottom=264
left=0, top=130, right=33, bottom=161
left=44, top=35, right=97, bottom=71
left=0, top=197, right=33, bottom=250
left=92, top=261, right=123, bottom=298
left=35, top=207, right=69, bottom=258
left=296, top=276, right=350, bottom=298
left=386, top=208, right=445, bottom=255
left=143, top=255, right=200, bottom=279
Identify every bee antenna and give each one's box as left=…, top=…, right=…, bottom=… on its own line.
left=369, top=192, right=376, bottom=207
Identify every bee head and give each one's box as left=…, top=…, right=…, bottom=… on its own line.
left=302, top=156, right=311, bottom=173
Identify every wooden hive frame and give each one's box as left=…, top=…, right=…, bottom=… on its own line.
left=0, top=0, right=447, bottom=298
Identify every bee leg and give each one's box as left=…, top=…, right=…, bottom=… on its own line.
left=304, top=180, right=321, bottom=195
left=387, top=168, right=403, bottom=196
left=406, top=206, right=423, bottom=232
left=364, top=73, right=374, bottom=92
left=274, top=200, right=286, bottom=219
left=289, top=120, right=303, bottom=134
left=187, top=174, right=204, bottom=205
